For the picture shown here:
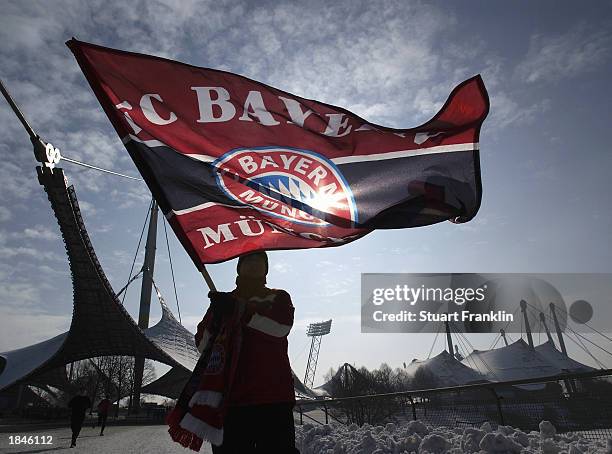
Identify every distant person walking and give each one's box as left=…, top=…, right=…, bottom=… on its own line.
left=96, top=395, right=112, bottom=436
left=68, top=387, right=91, bottom=448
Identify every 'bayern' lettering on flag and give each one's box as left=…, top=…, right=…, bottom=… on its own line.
left=67, top=39, right=489, bottom=265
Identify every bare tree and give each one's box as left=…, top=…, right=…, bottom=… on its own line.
left=410, top=366, right=439, bottom=390
left=64, top=356, right=156, bottom=416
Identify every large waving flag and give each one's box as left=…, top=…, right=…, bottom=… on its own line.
left=67, top=39, right=489, bottom=265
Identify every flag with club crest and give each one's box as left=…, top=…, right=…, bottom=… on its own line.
left=67, top=39, right=489, bottom=265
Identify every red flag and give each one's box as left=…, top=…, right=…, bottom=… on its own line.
left=67, top=39, right=488, bottom=265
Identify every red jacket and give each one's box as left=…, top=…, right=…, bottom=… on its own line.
left=196, top=288, right=295, bottom=407
left=229, top=288, right=295, bottom=406
left=97, top=398, right=111, bottom=414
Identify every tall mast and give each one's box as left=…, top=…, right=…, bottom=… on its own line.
left=444, top=320, right=453, bottom=355
left=550, top=303, right=568, bottom=356
left=500, top=329, right=509, bottom=346
left=520, top=300, right=534, bottom=349
left=540, top=312, right=554, bottom=345
left=132, top=200, right=158, bottom=413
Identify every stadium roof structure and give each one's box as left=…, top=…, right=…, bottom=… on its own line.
left=313, top=363, right=371, bottom=398
left=0, top=165, right=318, bottom=403
left=0, top=166, right=193, bottom=394
left=0, top=384, right=51, bottom=410
left=140, top=366, right=192, bottom=399
left=143, top=287, right=200, bottom=372
left=534, top=340, right=595, bottom=374
left=461, top=338, right=566, bottom=382
left=293, top=371, right=317, bottom=399
left=0, top=333, right=69, bottom=393
left=142, top=367, right=315, bottom=400
left=404, top=350, right=488, bottom=387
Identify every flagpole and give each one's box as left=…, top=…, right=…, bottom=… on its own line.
left=200, top=267, right=216, bottom=292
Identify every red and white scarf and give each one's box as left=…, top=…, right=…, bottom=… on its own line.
left=166, top=297, right=245, bottom=451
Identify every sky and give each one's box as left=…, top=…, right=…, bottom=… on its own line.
left=1, top=0, right=612, bottom=387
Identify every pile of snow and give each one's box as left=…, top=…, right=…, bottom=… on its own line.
left=295, top=419, right=612, bottom=454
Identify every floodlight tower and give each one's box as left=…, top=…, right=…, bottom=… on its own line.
left=304, top=320, right=332, bottom=389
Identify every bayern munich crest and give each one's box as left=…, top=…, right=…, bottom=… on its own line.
left=213, top=147, right=357, bottom=226
left=204, top=344, right=225, bottom=375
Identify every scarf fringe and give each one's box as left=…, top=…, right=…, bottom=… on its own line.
left=178, top=412, right=224, bottom=447
left=165, top=407, right=183, bottom=427
left=168, top=423, right=203, bottom=452
left=167, top=408, right=207, bottom=452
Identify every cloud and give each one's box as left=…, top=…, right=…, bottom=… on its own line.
left=0, top=224, right=69, bottom=323
left=0, top=280, right=42, bottom=307
left=0, top=245, right=61, bottom=261
left=18, top=225, right=59, bottom=241
left=271, top=260, right=293, bottom=274
left=109, top=183, right=151, bottom=210
left=516, top=24, right=611, bottom=83
left=220, top=2, right=456, bottom=126
left=312, top=275, right=355, bottom=298
left=92, top=223, right=113, bottom=234
left=0, top=206, right=11, bottom=222
left=0, top=4, right=62, bottom=53
left=76, top=200, right=97, bottom=217
left=50, top=129, right=144, bottom=193
left=0, top=306, right=70, bottom=351
left=488, top=92, right=551, bottom=130
left=110, top=248, right=142, bottom=267
left=0, top=154, right=39, bottom=202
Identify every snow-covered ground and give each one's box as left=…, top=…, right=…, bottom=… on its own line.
left=296, top=419, right=612, bottom=454
left=2, top=419, right=610, bottom=453
left=0, top=424, right=214, bottom=453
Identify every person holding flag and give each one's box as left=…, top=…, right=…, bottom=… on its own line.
left=65, top=38, right=489, bottom=451
left=160, top=251, right=297, bottom=452
left=182, top=251, right=298, bottom=453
